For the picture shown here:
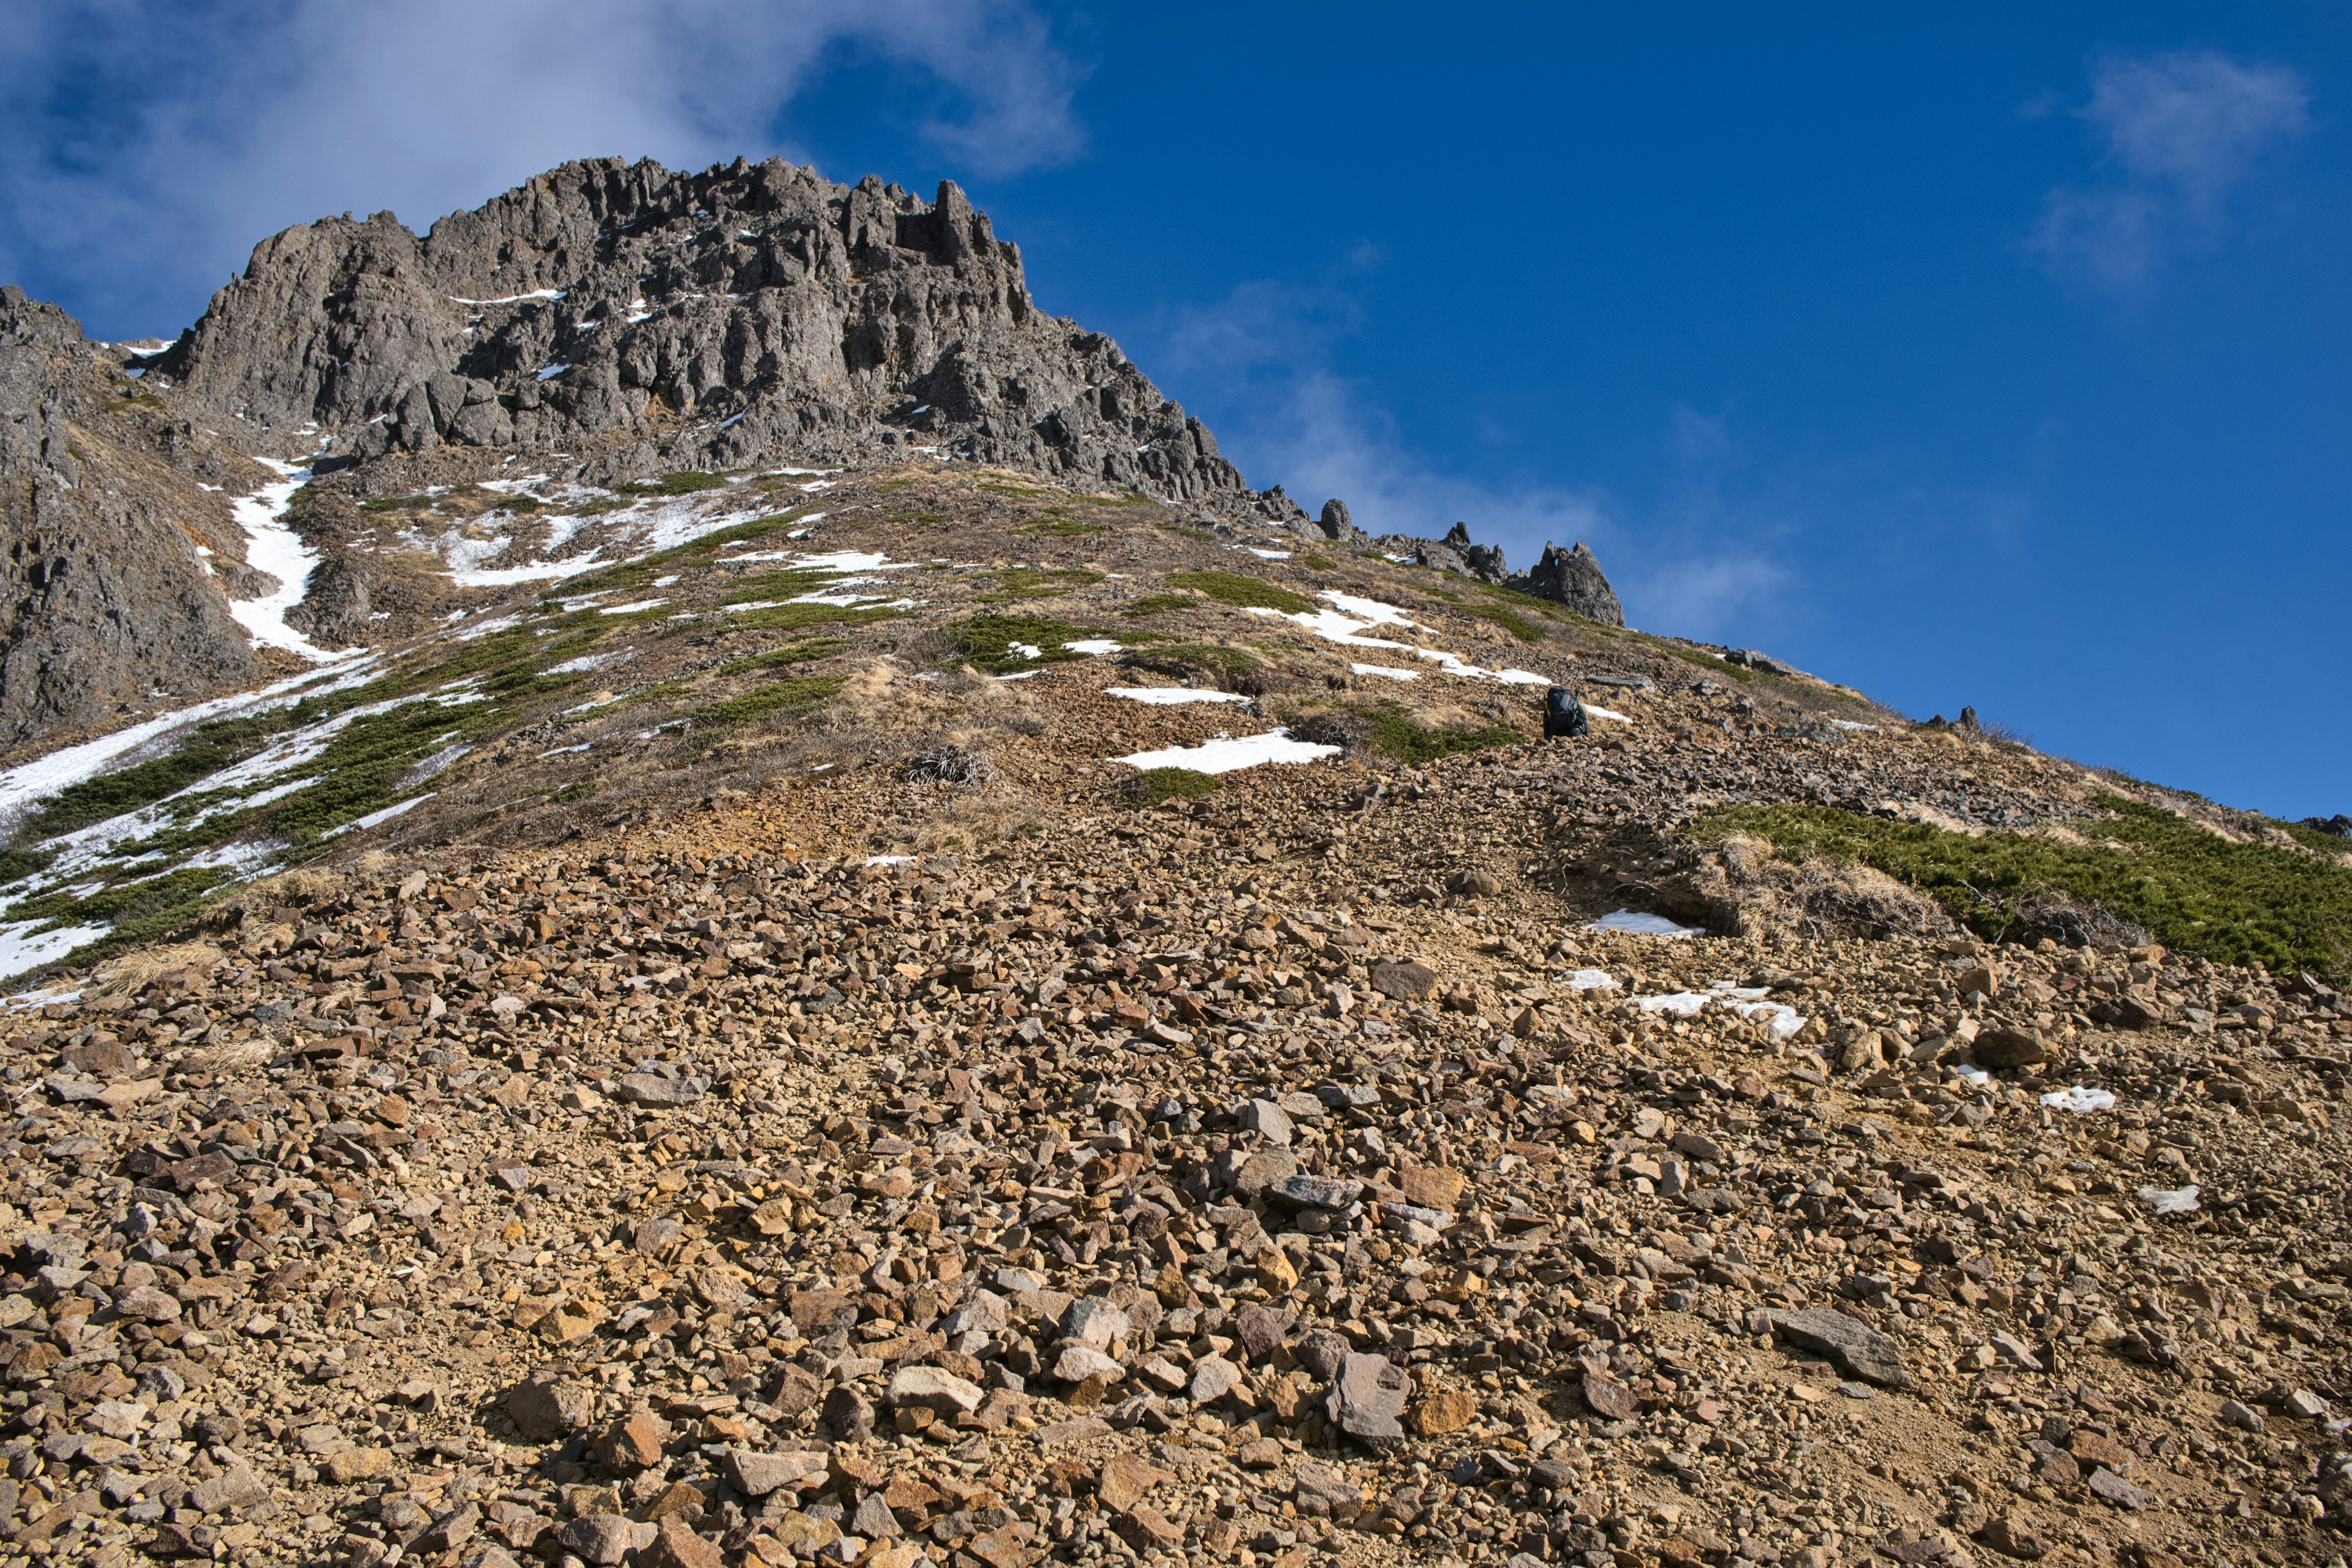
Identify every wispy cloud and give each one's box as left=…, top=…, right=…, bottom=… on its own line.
left=1150, top=274, right=1787, bottom=641
left=2028, top=49, right=2312, bottom=292
left=0, top=0, right=1084, bottom=337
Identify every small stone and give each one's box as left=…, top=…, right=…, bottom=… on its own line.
left=1188, top=1355, right=1242, bottom=1404
left=1973, top=1027, right=2047, bottom=1069
left=887, top=1365, right=984, bottom=1414
left=614, top=1073, right=706, bottom=1107
left=1060, top=1297, right=1129, bottom=1349
left=1242, top=1099, right=1294, bottom=1146
left=2086, top=1469, right=2154, bottom=1511
left=1098, top=1455, right=1173, bottom=1512
left=324, top=1448, right=394, bottom=1483
left=637, top=1517, right=725, bottom=1568
left=556, top=1513, right=638, bottom=1567
left=1412, top=1389, right=1478, bottom=1436
left=1369, top=962, right=1437, bottom=1001
left=1326, top=1352, right=1409, bottom=1447
left=1052, top=1345, right=1124, bottom=1384
left=507, top=1373, right=595, bottom=1441
left=1766, top=1306, right=1913, bottom=1388
left=723, top=1448, right=829, bottom=1498
left=1397, top=1166, right=1466, bottom=1210
left=595, top=1409, right=668, bottom=1471
left=1581, top=1371, right=1638, bottom=1420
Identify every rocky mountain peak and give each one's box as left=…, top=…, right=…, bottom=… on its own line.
left=153, top=156, right=1246, bottom=502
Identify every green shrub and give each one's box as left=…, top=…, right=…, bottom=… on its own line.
left=712, top=639, right=845, bottom=679
left=949, top=613, right=1107, bottom=674
left=1126, top=768, right=1221, bottom=807
left=1121, top=594, right=1196, bottom=617
left=1469, top=605, right=1545, bottom=642
left=23, top=715, right=286, bottom=839
left=628, top=470, right=728, bottom=496
left=1301, top=554, right=1336, bottom=571
left=699, top=675, right=846, bottom=727
left=0, top=847, right=55, bottom=885
left=1123, top=643, right=1262, bottom=684
left=1017, top=519, right=1110, bottom=537
left=1155, top=522, right=1218, bottom=543
left=1695, top=796, right=2352, bottom=976
left=1366, top=708, right=1525, bottom=764
left=1166, top=570, right=1313, bottom=615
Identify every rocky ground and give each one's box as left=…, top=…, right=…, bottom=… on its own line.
left=2, top=690, right=2350, bottom=1568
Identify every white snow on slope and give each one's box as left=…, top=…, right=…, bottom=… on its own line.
left=1249, top=590, right=1548, bottom=685
left=0, top=922, right=108, bottom=982
left=227, top=462, right=351, bottom=662
left=0, top=659, right=380, bottom=833
left=450, top=290, right=565, bottom=305
left=1114, top=729, right=1341, bottom=775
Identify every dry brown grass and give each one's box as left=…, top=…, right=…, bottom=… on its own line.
left=1683, top=832, right=1955, bottom=942
left=91, top=941, right=225, bottom=995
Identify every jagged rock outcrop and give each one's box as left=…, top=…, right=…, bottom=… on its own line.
left=154, top=157, right=1249, bottom=502
left=1512, top=540, right=1623, bottom=626
left=0, top=287, right=264, bottom=754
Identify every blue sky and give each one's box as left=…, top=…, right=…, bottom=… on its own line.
left=4, top=2, right=2345, bottom=817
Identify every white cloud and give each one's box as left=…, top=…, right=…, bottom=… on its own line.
left=2029, top=49, right=2311, bottom=291
left=1152, top=278, right=1787, bottom=642
left=0, top=0, right=1083, bottom=337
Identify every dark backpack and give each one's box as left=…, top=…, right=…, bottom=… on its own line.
left=1544, top=685, right=1589, bottom=739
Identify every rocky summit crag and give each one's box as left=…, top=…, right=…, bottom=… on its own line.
left=0, top=158, right=2346, bottom=1568
left=155, top=158, right=1245, bottom=507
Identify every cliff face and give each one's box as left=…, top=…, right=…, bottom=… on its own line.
left=156, top=157, right=1248, bottom=502
left=0, top=288, right=266, bottom=750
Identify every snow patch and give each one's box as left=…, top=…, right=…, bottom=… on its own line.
left=1114, top=728, right=1341, bottom=775
left=0, top=921, right=108, bottom=982
left=1588, top=909, right=1702, bottom=938
left=226, top=462, right=350, bottom=663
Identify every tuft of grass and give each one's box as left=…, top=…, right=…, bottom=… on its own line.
left=1695, top=796, right=2352, bottom=976
left=1166, top=570, right=1313, bottom=615
left=1154, top=521, right=1218, bottom=543
left=1120, top=594, right=1195, bottom=617
left=729, top=601, right=900, bottom=636
left=1126, top=768, right=1221, bottom=807
left=699, top=674, right=846, bottom=728
left=105, top=391, right=167, bottom=413
left=1301, top=553, right=1336, bottom=571
left=949, top=613, right=1107, bottom=675
left=1365, top=707, right=1525, bottom=764
left=1017, top=518, right=1110, bottom=538
left=627, top=470, right=728, bottom=496
left=980, top=481, right=1049, bottom=498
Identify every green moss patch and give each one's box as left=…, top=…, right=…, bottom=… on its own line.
left=1468, top=605, right=1545, bottom=642
left=1123, top=644, right=1262, bottom=684
left=1366, top=708, right=1525, bottom=764
left=1126, top=768, right=1221, bottom=807
left=698, top=674, right=847, bottom=728
left=949, top=613, right=1107, bottom=674
left=1166, top=570, right=1313, bottom=615
left=1696, top=796, right=2352, bottom=976
left=1120, top=594, right=1195, bottom=617
left=627, top=470, right=728, bottom=496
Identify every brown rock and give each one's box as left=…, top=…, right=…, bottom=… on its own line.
left=1397, top=1165, right=1466, bottom=1210
left=638, top=1518, right=723, bottom=1568
left=1118, top=1505, right=1185, bottom=1550
left=1369, top=961, right=1438, bottom=1001
left=1980, top=1510, right=2051, bottom=1560
left=1973, top=1027, right=2047, bottom=1069
left=324, top=1448, right=394, bottom=1483
left=1411, top=1388, right=1478, bottom=1436
left=1098, top=1456, right=1172, bottom=1512
left=596, top=1410, right=668, bottom=1471
left=1581, top=1371, right=1638, bottom=1420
